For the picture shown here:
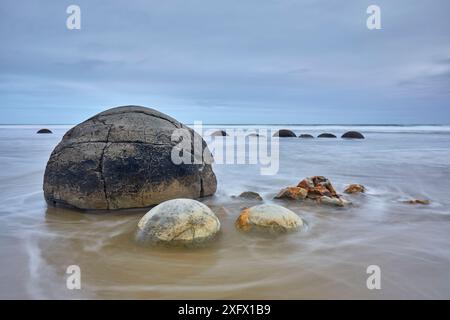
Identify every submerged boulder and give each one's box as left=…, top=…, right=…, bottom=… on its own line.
left=273, top=129, right=296, bottom=137
left=342, top=131, right=365, bottom=139
left=136, top=198, right=220, bottom=245
left=44, top=106, right=217, bottom=210
left=238, top=191, right=263, bottom=201
left=317, top=133, right=337, bottom=138
left=403, top=199, right=430, bottom=205
left=37, top=128, right=52, bottom=134
left=235, top=204, right=303, bottom=233
left=299, top=134, right=314, bottom=139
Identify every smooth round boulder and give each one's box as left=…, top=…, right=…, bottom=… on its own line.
left=235, top=204, right=303, bottom=233
left=211, top=130, right=228, bottom=137
left=273, top=129, right=296, bottom=137
left=317, top=133, right=337, bottom=138
left=37, top=128, right=52, bottom=134
left=342, top=131, right=365, bottom=139
left=299, top=134, right=314, bottom=139
left=136, top=199, right=221, bottom=245
left=44, top=106, right=217, bottom=210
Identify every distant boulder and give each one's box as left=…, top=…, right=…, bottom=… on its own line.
left=317, top=133, right=336, bottom=138
left=273, top=129, right=296, bottom=137
left=211, top=130, right=228, bottom=137
left=299, top=134, right=314, bottom=139
left=37, top=128, right=52, bottom=134
left=342, top=131, right=365, bottom=139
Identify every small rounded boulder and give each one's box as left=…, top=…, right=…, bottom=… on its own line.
left=235, top=204, right=303, bottom=233
left=136, top=198, right=221, bottom=245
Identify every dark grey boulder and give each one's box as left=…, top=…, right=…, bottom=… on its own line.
left=43, top=106, right=217, bottom=210
left=342, top=131, right=365, bottom=139
left=273, top=129, right=296, bottom=137
left=37, top=128, right=52, bottom=134
left=299, top=134, right=314, bottom=138
left=211, top=130, right=228, bottom=137
left=317, top=133, right=337, bottom=138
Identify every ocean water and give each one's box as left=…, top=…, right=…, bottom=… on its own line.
left=1, top=124, right=450, bottom=299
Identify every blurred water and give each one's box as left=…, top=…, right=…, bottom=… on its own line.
left=0, top=125, right=450, bottom=299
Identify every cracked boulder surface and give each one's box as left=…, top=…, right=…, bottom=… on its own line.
left=43, top=105, right=217, bottom=210
left=136, top=198, right=221, bottom=245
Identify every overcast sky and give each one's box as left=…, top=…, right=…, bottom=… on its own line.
left=1, top=0, right=449, bottom=124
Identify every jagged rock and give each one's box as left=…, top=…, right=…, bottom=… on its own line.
left=238, top=191, right=263, bottom=201
left=344, top=184, right=365, bottom=194
left=235, top=204, right=303, bottom=233
left=342, top=131, right=365, bottom=139
left=136, top=198, right=220, bottom=245
left=44, top=105, right=217, bottom=210
left=297, top=176, right=351, bottom=207
left=273, top=129, right=296, bottom=137
left=274, top=187, right=308, bottom=200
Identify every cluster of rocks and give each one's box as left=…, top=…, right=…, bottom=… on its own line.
left=273, top=129, right=365, bottom=139
left=274, top=176, right=354, bottom=207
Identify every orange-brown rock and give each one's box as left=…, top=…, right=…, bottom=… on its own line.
left=235, top=208, right=251, bottom=231
left=403, top=199, right=430, bottom=205
left=235, top=204, right=303, bottom=233
left=297, top=176, right=338, bottom=199
left=296, top=176, right=351, bottom=207
left=274, top=187, right=308, bottom=200
left=344, top=184, right=365, bottom=194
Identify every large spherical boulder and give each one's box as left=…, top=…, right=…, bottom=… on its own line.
left=136, top=199, right=221, bottom=245
left=235, top=204, right=303, bottom=233
left=37, top=128, right=52, bottom=134
left=317, top=133, right=337, bottom=138
left=44, top=106, right=217, bottom=210
left=273, top=129, right=296, bottom=137
left=341, top=131, right=365, bottom=139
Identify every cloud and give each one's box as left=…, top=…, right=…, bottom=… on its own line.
left=0, top=0, right=450, bottom=123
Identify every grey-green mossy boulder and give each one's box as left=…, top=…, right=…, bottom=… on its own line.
left=44, top=106, right=217, bottom=210
left=136, top=198, right=221, bottom=245
left=235, top=204, right=303, bottom=233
